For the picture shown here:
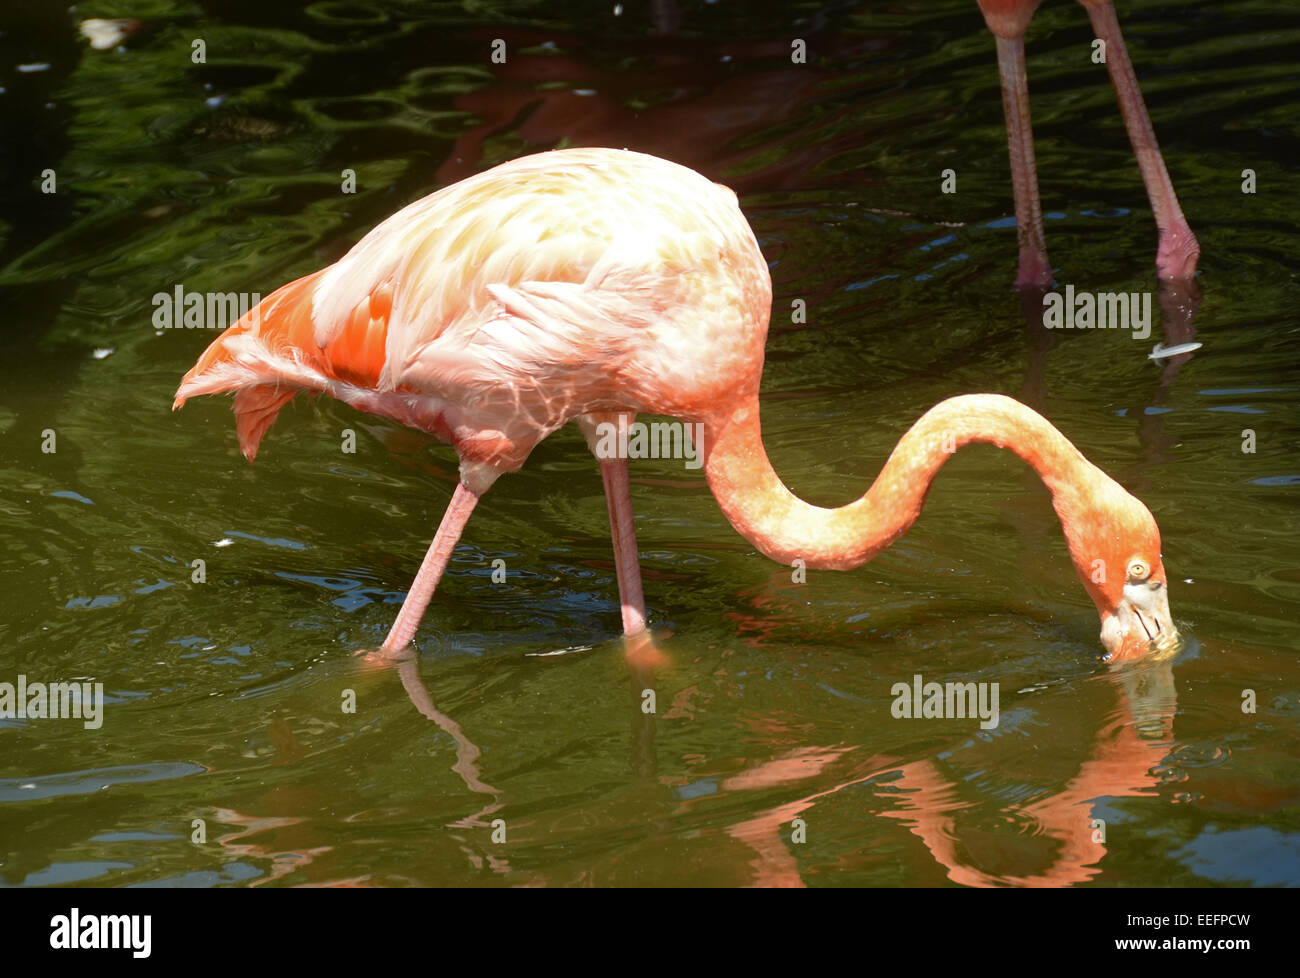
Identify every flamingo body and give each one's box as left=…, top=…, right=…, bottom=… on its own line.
left=176, top=149, right=768, bottom=490
left=176, top=147, right=1177, bottom=662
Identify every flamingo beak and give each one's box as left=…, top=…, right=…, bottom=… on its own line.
left=1100, top=578, right=1179, bottom=661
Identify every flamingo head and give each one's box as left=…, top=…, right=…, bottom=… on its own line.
left=1060, top=481, right=1179, bottom=662
left=1097, top=549, right=1177, bottom=663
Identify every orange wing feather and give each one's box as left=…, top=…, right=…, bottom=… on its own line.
left=174, top=269, right=396, bottom=460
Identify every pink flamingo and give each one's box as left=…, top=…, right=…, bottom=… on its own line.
left=174, top=148, right=1176, bottom=662
left=978, top=0, right=1199, bottom=285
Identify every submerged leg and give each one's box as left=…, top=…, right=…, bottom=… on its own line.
left=377, top=481, right=481, bottom=656
left=1080, top=0, right=1199, bottom=281
left=600, top=457, right=648, bottom=636
left=578, top=411, right=648, bottom=636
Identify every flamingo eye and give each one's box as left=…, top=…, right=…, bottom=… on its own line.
left=1127, top=559, right=1150, bottom=581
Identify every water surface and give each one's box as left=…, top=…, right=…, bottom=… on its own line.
left=0, top=0, right=1297, bottom=887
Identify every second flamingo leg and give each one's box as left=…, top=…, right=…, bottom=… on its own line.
left=980, top=0, right=1051, bottom=287
left=1080, top=0, right=1199, bottom=281
left=993, top=30, right=1052, bottom=289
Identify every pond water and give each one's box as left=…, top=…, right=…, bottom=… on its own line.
left=0, top=0, right=1297, bottom=887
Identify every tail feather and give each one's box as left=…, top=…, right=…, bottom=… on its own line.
left=232, top=386, right=298, bottom=462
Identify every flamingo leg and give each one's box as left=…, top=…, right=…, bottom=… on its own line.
left=993, top=32, right=1052, bottom=289
left=1081, top=0, right=1198, bottom=281
left=378, top=481, right=480, bottom=655
left=599, top=457, right=648, bottom=636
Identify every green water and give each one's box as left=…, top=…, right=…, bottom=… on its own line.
left=1, top=0, right=1297, bottom=887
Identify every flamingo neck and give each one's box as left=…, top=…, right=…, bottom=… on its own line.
left=701, top=393, right=1102, bottom=572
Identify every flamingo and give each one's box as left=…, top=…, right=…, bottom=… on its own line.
left=174, top=147, right=1177, bottom=662
left=977, top=0, right=1199, bottom=285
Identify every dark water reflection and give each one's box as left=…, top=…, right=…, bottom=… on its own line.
left=0, top=0, right=1297, bottom=886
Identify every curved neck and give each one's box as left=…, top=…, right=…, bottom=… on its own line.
left=701, top=393, right=1105, bottom=571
